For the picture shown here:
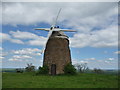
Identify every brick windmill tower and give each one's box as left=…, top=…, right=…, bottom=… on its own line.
left=35, top=9, right=76, bottom=75
left=43, top=31, right=72, bottom=75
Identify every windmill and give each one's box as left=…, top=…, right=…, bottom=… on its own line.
left=35, top=8, right=76, bottom=54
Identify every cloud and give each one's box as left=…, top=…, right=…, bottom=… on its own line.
left=70, top=25, right=118, bottom=48
left=2, top=2, right=118, bottom=48
left=1, top=30, right=47, bottom=46
left=0, top=47, right=7, bottom=60
left=0, top=32, right=11, bottom=42
left=12, top=48, right=42, bottom=56
left=72, top=57, right=96, bottom=65
left=104, top=60, right=110, bottom=64
left=72, top=59, right=89, bottom=65
left=8, top=48, right=42, bottom=62
left=2, top=2, right=56, bottom=25
left=108, top=58, right=115, bottom=61
left=85, top=58, right=96, bottom=60
left=10, top=30, right=40, bottom=39
left=13, top=55, right=32, bottom=59
left=27, top=38, right=46, bottom=46
left=104, top=57, right=115, bottom=64
left=0, top=52, right=7, bottom=57
left=79, top=60, right=89, bottom=63
left=8, top=48, right=43, bottom=62
left=0, top=56, right=5, bottom=59
left=9, top=55, right=32, bottom=61
left=1, top=25, right=118, bottom=47
left=114, top=51, right=120, bottom=54
left=8, top=58, right=20, bottom=61
left=2, top=2, right=117, bottom=26
left=10, top=39, right=24, bottom=44
left=10, top=30, right=47, bottom=46
left=0, top=32, right=24, bottom=44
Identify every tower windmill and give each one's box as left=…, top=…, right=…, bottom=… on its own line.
left=35, top=9, right=76, bottom=75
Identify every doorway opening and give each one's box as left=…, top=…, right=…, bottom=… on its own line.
left=51, top=64, right=56, bottom=75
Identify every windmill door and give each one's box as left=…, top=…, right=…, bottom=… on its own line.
left=51, top=64, right=56, bottom=75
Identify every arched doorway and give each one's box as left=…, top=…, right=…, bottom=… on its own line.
left=51, top=64, right=56, bottom=75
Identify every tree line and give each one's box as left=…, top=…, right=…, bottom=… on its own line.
left=15, top=63, right=104, bottom=75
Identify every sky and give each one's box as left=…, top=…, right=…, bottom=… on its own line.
left=0, top=1, right=119, bottom=69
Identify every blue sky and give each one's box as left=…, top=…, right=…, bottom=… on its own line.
left=1, top=2, right=119, bottom=69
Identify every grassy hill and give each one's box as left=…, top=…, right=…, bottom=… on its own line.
left=2, top=72, right=118, bottom=88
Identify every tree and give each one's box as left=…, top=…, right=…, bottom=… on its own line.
left=64, top=63, right=77, bottom=75
left=36, top=65, right=49, bottom=75
left=25, top=63, right=35, bottom=72
left=16, top=68, right=23, bottom=73
left=93, top=68, right=104, bottom=74
left=75, top=63, right=88, bottom=73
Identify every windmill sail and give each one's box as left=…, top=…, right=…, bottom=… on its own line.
left=53, top=8, right=62, bottom=27
left=35, top=28, right=50, bottom=31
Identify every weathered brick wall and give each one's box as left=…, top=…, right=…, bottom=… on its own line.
left=43, top=31, right=71, bottom=74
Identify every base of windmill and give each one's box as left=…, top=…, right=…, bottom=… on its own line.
left=43, top=31, right=72, bottom=75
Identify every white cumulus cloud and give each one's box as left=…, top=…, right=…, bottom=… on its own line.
left=10, top=30, right=40, bottom=39
left=0, top=56, right=4, bottom=59
left=0, top=32, right=24, bottom=44
left=1, top=2, right=118, bottom=48
left=1, top=30, right=47, bottom=46
left=114, top=51, right=120, bottom=54
left=2, top=2, right=117, bottom=27
left=85, top=58, right=96, bottom=60
left=108, top=58, right=115, bottom=61
left=9, top=55, right=33, bottom=61
left=70, top=25, right=118, bottom=48
left=10, top=30, right=47, bottom=46
left=12, top=48, right=42, bottom=56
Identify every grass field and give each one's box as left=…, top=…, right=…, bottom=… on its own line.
left=2, top=72, right=118, bottom=88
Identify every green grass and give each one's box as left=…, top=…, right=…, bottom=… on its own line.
left=2, top=72, right=118, bottom=88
